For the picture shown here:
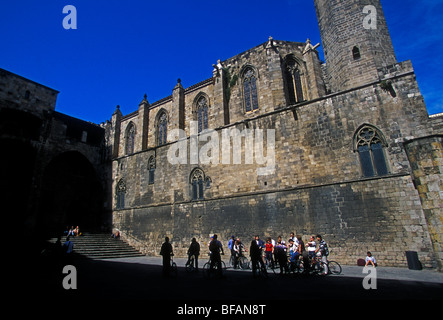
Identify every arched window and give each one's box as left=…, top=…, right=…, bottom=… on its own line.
left=158, top=111, right=168, bottom=146
left=284, top=58, right=304, bottom=105
left=126, top=122, right=135, bottom=155
left=190, top=168, right=205, bottom=200
left=116, top=179, right=126, bottom=209
left=355, top=125, right=389, bottom=177
left=243, top=68, right=259, bottom=112
left=148, top=156, right=155, bottom=185
left=352, top=46, right=361, bottom=60
left=197, top=95, right=209, bottom=133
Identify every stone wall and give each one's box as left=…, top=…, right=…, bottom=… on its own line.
left=404, top=135, right=443, bottom=270
left=111, top=62, right=441, bottom=268
left=114, top=174, right=434, bottom=268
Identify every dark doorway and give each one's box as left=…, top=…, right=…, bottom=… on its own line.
left=38, top=151, right=104, bottom=236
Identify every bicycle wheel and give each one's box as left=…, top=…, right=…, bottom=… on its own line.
left=313, top=261, right=327, bottom=275
left=171, top=262, right=178, bottom=278
left=185, top=257, right=195, bottom=272
left=328, top=261, right=342, bottom=275
left=239, top=256, right=249, bottom=270
left=203, top=262, right=211, bottom=278
left=297, top=259, right=305, bottom=274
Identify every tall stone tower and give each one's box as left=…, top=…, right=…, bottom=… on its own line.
left=314, top=0, right=397, bottom=92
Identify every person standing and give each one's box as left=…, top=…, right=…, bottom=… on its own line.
left=160, top=237, right=173, bottom=277
left=250, top=238, right=266, bottom=277
left=186, top=238, right=200, bottom=271
left=264, top=237, right=274, bottom=268
left=315, top=234, right=329, bottom=275
left=209, top=234, right=224, bottom=277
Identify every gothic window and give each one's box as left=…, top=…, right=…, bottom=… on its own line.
left=126, top=122, right=135, bottom=155
left=355, top=125, right=389, bottom=177
left=197, top=95, right=209, bottom=133
left=352, top=46, right=361, bottom=60
left=190, top=168, right=205, bottom=200
left=243, top=68, right=259, bottom=112
left=116, top=179, right=126, bottom=209
left=158, top=111, right=167, bottom=146
left=284, top=59, right=304, bottom=105
left=148, top=156, right=155, bottom=185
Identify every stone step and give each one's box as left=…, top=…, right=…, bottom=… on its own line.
left=50, top=233, right=144, bottom=259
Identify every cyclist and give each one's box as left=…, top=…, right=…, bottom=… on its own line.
left=228, top=235, right=235, bottom=259
left=232, top=240, right=241, bottom=269
left=209, top=234, right=224, bottom=276
left=288, top=238, right=298, bottom=263
left=306, top=235, right=316, bottom=260
left=186, top=237, right=200, bottom=271
left=315, top=234, right=329, bottom=275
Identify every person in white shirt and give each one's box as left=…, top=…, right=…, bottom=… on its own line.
left=365, top=251, right=377, bottom=267
left=306, top=235, right=316, bottom=259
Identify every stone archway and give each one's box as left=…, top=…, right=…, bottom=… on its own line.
left=38, top=151, right=104, bottom=236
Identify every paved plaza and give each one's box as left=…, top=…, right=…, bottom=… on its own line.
left=27, top=255, right=443, bottom=304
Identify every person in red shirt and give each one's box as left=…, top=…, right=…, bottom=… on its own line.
left=264, top=237, right=274, bottom=268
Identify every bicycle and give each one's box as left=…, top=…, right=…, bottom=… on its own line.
left=251, top=258, right=268, bottom=278
left=203, top=253, right=226, bottom=278
left=327, top=260, right=342, bottom=275
left=229, top=254, right=250, bottom=270
left=170, top=255, right=178, bottom=278
left=288, top=255, right=304, bottom=274
left=310, top=256, right=342, bottom=275
left=185, top=255, right=197, bottom=273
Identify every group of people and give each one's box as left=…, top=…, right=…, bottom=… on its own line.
left=160, top=233, right=377, bottom=278
left=64, top=225, right=81, bottom=237
left=159, top=232, right=344, bottom=277
left=229, top=233, right=331, bottom=275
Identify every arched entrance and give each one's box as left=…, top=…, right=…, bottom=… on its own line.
left=38, top=151, right=104, bottom=235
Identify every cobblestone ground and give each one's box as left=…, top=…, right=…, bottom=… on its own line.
left=23, top=255, right=443, bottom=307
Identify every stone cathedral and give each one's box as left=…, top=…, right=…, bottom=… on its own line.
left=1, top=0, right=442, bottom=270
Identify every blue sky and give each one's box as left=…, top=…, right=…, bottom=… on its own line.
left=1, top=0, right=442, bottom=124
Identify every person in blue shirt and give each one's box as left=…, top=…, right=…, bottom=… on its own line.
left=63, top=236, right=74, bottom=254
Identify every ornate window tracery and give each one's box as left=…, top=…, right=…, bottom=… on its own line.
left=190, top=168, right=205, bottom=200
left=126, top=122, right=135, bottom=155
left=284, top=59, right=304, bottom=105
left=116, top=179, right=126, bottom=209
left=197, top=95, right=209, bottom=133
left=243, top=68, right=259, bottom=112
left=158, top=111, right=167, bottom=146
left=355, top=125, right=389, bottom=177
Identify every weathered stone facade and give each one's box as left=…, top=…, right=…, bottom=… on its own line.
left=105, top=0, right=442, bottom=270
left=0, top=68, right=109, bottom=236
left=2, top=0, right=441, bottom=270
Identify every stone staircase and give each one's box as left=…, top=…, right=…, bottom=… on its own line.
left=51, top=233, right=145, bottom=259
